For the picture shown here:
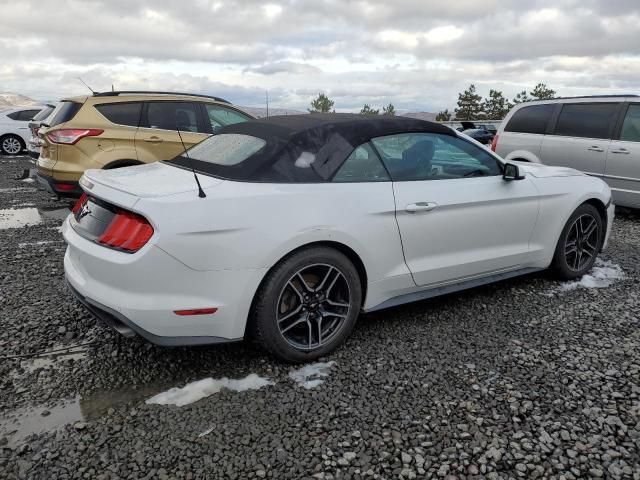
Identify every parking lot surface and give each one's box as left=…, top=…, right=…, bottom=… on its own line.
left=1, top=155, right=639, bottom=479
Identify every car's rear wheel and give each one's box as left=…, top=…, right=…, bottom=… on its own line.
left=552, top=203, right=603, bottom=280
left=1, top=135, right=25, bottom=155
left=250, top=247, right=362, bottom=363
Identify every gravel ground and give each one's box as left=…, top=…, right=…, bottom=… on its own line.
left=0, top=155, right=639, bottom=480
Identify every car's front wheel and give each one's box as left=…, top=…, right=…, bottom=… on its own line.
left=552, top=203, right=604, bottom=280
left=1, top=135, right=25, bottom=155
left=250, top=247, right=362, bottom=363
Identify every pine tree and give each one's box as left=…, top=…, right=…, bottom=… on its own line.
left=482, top=89, right=512, bottom=119
left=360, top=104, right=379, bottom=115
left=436, top=109, right=452, bottom=121
left=309, top=93, right=335, bottom=113
left=512, top=90, right=531, bottom=104
left=530, top=83, right=556, bottom=100
left=382, top=103, right=396, bottom=116
left=454, top=84, right=482, bottom=120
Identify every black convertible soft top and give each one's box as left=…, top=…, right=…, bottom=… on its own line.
left=169, top=113, right=455, bottom=183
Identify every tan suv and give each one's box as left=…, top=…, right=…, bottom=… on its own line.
left=36, top=91, right=254, bottom=196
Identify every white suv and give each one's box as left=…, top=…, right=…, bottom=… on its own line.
left=0, top=106, right=47, bottom=155
left=493, top=95, right=640, bottom=208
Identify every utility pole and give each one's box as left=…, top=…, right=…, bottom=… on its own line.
left=265, top=90, right=269, bottom=117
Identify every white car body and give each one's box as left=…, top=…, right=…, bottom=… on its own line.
left=27, top=103, right=58, bottom=157
left=0, top=106, right=47, bottom=155
left=62, top=117, right=614, bottom=349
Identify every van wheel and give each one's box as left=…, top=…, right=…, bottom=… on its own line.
left=250, top=247, right=362, bottom=363
left=1, top=135, right=25, bottom=155
left=552, top=204, right=603, bottom=280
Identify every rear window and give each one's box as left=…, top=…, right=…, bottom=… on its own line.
left=32, top=106, right=55, bottom=122
left=188, top=134, right=266, bottom=166
left=553, top=103, right=619, bottom=139
left=95, top=102, right=142, bottom=127
left=505, top=104, right=554, bottom=134
left=49, top=101, right=82, bottom=127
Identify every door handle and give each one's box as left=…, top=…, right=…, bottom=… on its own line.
left=587, top=146, right=604, bottom=152
left=611, top=148, right=630, bottom=154
left=144, top=136, right=163, bottom=143
left=406, top=202, right=438, bottom=213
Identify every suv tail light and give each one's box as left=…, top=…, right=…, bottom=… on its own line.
left=46, top=129, right=103, bottom=145
left=490, top=134, right=499, bottom=152
left=98, top=210, right=154, bottom=252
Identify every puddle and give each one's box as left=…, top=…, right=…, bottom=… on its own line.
left=0, top=385, right=163, bottom=447
left=0, top=398, right=83, bottom=447
left=0, top=208, right=42, bottom=229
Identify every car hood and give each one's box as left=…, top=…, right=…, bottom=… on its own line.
left=514, top=161, right=584, bottom=179
left=83, top=162, right=223, bottom=199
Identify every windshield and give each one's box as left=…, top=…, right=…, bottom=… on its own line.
left=187, top=133, right=266, bottom=166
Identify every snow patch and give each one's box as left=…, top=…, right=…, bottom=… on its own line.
left=289, top=361, right=336, bottom=389
left=0, top=208, right=41, bottom=229
left=22, top=177, right=34, bottom=183
left=559, top=259, right=625, bottom=291
left=146, top=374, right=273, bottom=407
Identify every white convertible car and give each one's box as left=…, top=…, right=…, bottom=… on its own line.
left=63, top=114, right=614, bottom=362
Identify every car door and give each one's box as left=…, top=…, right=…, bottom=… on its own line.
left=372, top=132, right=539, bottom=287
left=135, top=101, right=209, bottom=163
left=539, top=102, right=620, bottom=176
left=605, top=103, right=640, bottom=207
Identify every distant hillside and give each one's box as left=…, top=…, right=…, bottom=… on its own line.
left=0, top=92, right=39, bottom=108
left=400, top=111, right=437, bottom=122
left=240, top=106, right=306, bottom=118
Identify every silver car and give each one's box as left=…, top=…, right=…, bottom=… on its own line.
left=493, top=95, right=640, bottom=208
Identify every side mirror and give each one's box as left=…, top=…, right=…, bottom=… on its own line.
left=503, top=162, right=524, bottom=181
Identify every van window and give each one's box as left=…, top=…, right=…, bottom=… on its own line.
left=95, top=102, right=142, bottom=127
left=504, top=104, right=554, bottom=134
left=554, top=103, right=619, bottom=139
left=619, top=104, right=640, bottom=142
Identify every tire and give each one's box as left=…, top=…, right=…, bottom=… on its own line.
left=552, top=203, right=604, bottom=280
left=250, top=247, right=362, bottom=363
left=1, top=135, right=25, bottom=156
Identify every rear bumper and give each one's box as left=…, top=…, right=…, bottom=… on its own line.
left=67, top=281, right=235, bottom=346
left=62, top=216, right=264, bottom=344
left=37, top=172, right=82, bottom=197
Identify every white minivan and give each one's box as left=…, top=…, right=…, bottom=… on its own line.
left=493, top=95, right=640, bottom=208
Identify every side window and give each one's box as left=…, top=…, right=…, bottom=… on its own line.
left=146, top=102, right=198, bottom=132
left=619, top=104, right=640, bottom=142
left=17, top=110, right=41, bottom=121
left=371, top=133, right=502, bottom=182
left=504, top=104, right=554, bottom=134
left=205, top=104, right=251, bottom=133
left=6, top=112, right=20, bottom=120
left=332, top=143, right=389, bottom=182
left=554, top=103, right=619, bottom=139
left=95, top=102, right=142, bottom=127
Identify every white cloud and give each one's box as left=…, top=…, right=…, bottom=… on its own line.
left=2, top=0, right=640, bottom=112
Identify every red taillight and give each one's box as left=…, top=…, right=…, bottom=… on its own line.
left=490, top=134, right=499, bottom=152
left=97, top=210, right=154, bottom=252
left=55, top=183, right=76, bottom=192
left=174, top=308, right=218, bottom=316
left=46, top=128, right=103, bottom=145
left=72, top=193, right=88, bottom=214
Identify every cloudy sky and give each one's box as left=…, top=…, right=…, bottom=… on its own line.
left=1, top=0, right=639, bottom=112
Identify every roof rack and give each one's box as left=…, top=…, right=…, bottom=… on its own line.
left=92, top=91, right=231, bottom=104
left=551, top=94, right=639, bottom=100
